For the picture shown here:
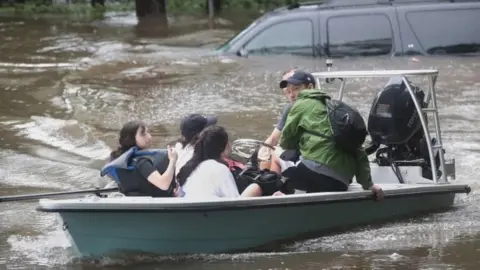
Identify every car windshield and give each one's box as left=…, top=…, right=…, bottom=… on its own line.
left=216, top=19, right=260, bottom=52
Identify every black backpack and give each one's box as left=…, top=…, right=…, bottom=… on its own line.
left=229, top=149, right=295, bottom=196
left=305, top=96, right=368, bottom=154
left=233, top=167, right=287, bottom=196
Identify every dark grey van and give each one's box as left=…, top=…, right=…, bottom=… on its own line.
left=216, top=0, right=480, bottom=58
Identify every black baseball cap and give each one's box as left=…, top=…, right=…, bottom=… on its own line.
left=279, top=70, right=316, bottom=89
left=180, top=114, right=217, bottom=138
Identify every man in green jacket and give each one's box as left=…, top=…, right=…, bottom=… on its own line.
left=276, top=70, right=384, bottom=199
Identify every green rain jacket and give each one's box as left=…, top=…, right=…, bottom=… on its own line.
left=279, top=89, right=373, bottom=190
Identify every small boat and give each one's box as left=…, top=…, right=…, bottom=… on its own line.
left=37, top=69, right=471, bottom=258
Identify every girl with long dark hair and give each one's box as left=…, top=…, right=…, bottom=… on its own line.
left=107, top=120, right=177, bottom=197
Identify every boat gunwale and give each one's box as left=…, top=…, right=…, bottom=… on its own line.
left=36, top=183, right=470, bottom=213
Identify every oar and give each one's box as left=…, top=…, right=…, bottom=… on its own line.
left=0, top=187, right=119, bottom=203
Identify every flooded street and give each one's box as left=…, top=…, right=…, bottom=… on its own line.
left=0, top=12, right=479, bottom=269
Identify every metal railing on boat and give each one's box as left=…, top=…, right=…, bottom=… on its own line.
left=311, top=69, right=447, bottom=184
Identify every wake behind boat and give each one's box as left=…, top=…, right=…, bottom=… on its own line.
left=37, top=69, right=471, bottom=258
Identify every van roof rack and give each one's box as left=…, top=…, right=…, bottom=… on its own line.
left=280, top=0, right=479, bottom=11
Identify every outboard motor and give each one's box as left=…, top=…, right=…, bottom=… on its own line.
left=365, top=76, right=442, bottom=182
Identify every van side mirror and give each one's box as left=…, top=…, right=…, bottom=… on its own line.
left=324, top=58, right=342, bottom=84
left=237, top=49, right=248, bottom=57
left=326, top=58, right=333, bottom=71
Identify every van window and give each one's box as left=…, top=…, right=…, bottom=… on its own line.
left=243, top=20, right=314, bottom=56
left=217, top=19, right=260, bottom=52
left=406, top=9, right=480, bottom=55
left=327, top=14, right=393, bottom=57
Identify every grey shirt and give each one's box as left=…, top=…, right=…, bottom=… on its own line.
left=276, top=103, right=292, bottom=131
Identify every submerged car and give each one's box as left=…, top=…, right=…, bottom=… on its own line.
left=217, top=0, right=480, bottom=58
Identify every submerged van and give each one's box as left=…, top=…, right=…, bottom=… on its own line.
left=217, top=0, right=480, bottom=58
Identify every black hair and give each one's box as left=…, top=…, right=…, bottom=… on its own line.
left=109, top=120, right=147, bottom=160
left=180, top=133, right=200, bottom=148
left=176, top=125, right=229, bottom=186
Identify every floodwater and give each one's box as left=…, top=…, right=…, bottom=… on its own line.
left=0, top=11, right=479, bottom=270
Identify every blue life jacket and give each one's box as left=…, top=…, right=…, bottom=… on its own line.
left=100, top=147, right=174, bottom=197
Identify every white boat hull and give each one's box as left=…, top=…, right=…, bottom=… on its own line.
left=38, top=183, right=469, bottom=257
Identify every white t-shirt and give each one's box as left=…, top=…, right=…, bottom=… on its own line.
left=181, top=159, right=240, bottom=199
left=174, top=142, right=194, bottom=176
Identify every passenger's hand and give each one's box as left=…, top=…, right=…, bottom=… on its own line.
left=173, top=184, right=184, bottom=197
left=272, top=191, right=285, bottom=196
left=370, top=184, right=384, bottom=201
left=167, top=145, right=178, bottom=163
left=258, top=146, right=272, bottom=161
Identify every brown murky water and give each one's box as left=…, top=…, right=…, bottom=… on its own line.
left=0, top=11, right=479, bottom=270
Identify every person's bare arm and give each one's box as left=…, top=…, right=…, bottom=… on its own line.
left=146, top=162, right=176, bottom=190
left=137, top=146, right=178, bottom=191
left=265, top=128, right=281, bottom=146
left=268, top=103, right=292, bottom=146
left=258, top=128, right=281, bottom=161
left=259, top=104, right=292, bottom=159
